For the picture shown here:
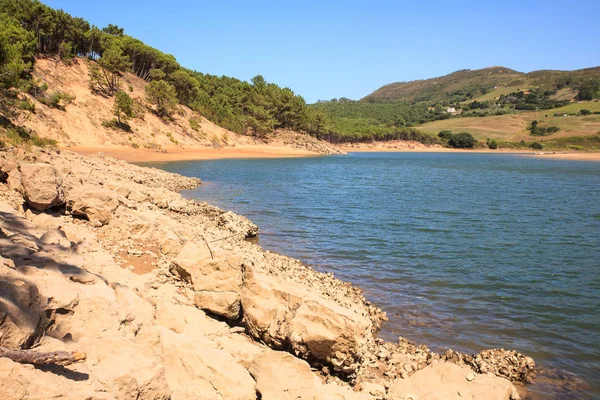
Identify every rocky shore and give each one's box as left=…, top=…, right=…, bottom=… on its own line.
left=0, top=146, right=534, bottom=399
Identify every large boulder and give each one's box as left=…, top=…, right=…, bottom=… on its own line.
left=241, top=266, right=372, bottom=373
left=0, top=266, right=45, bottom=349
left=193, top=255, right=244, bottom=319
left=169, top=243, right=243, bottom=320
left=388, top=361, right=520, bottom=400
left=158, top=327, right=256, bottom=400
left=19, top=163, right=65, bottom=211
left=248, top=351, right=321, bottom=400
left=66, top=185, right=120, bottom=225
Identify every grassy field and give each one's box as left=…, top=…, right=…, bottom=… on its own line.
left=463, top=85, right=523, bottom=103
left=418, top=101, right=600, bottom=142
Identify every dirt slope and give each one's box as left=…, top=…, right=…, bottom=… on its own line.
left=14, top=57, right=341, bottom=158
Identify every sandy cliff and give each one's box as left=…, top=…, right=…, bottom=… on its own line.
left=0, top=146, right=532, bottom=399
left=14, top=57, right=342, bottom=160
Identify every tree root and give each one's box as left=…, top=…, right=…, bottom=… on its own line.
left=0, top=347, right=86, bottom=366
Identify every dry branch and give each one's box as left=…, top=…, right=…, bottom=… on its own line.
left=0, top=347, right=86, bottom=366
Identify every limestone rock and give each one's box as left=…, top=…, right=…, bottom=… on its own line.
left=248, top=351, right=320, bottom=400
left=193, top=255, right=244, bottom=319
left=40, top=228, right=71, bottom=248
left=0, top=266, right=45, bottom=349
left=388, top=361, right=520, bottom=400
left=158, top=327, right=256, bottom=400
left=242, top=266, right=372, bottom=373
left=19, top=163, right=65, bottom=211
left=66, top=185, right=120, bottom=225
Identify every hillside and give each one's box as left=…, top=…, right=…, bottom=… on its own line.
left=417, top=100, right=600, bottom=149
left=363, top=66, right=600, bottom=104
left=0, top=0, right=343, bottom=157
left=16, top=57, right=244, bottom=149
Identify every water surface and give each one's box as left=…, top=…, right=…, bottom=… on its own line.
left=147, top=153, right=600, bottom=398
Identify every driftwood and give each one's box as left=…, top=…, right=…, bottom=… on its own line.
left=0, top=347, right=86, bottom=366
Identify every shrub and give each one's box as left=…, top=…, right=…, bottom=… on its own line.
left=546, top=126, right=560, bottom=134
left=19, top=98, right=36, bottom=113
left=41, top=91, right=75, bottom=110
left=189, top=117, right=200, bottom=132
left=438, top=130, right=453, bottom=140
left=448, top=132, right=476, bottom=148
left=530, top=142, right=543, bottom=150
left=579, top=109, right=591, bottom=116
left=102, top=118, right=131, bottom=132
left=488, top=140, right=498, bottom=149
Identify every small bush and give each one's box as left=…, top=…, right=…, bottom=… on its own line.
left=530, top=142, right=543, bottom=150
left=488, top=140, right=498, bottom=149
left=19, top=98, right=36, bottom=113
left=546, top=126, right=560, bottom=134
left=189, top=117, right=200, bottom=132
left=128, top=84, right=134, bottom=92
left=102, top=118, right=131, bottom=132
left=40, top=91, right=75, bottom=111
left=166, top=132, right=179, bottom=145
left=438, top=130, right=453, bottom=140
left=448, top=132, right=476, bottom=148
left=131, top=142, right=139, bottom=149
left=29, top=135, right=57, bottom=147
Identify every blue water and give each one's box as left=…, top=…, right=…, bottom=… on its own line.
left=147, top=153, right=600, bottom=398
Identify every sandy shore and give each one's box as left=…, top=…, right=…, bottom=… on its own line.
left=339, top=145, right=600, bottom=161
left=64, top=145, right=321, bottom=163
left=527, top=152, right=600, bottom=161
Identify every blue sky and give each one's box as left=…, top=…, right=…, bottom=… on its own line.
left=44, top=0, right=600, bottom=103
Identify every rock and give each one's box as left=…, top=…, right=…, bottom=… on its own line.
left=168, top=240, right=211, bottom=282
left=19, top=163, right=65, bottom=211
left=66, top=185, right=120, bottom=225
left=40, top=228, right=71, bottom=248
left=242, top=266, right=372, bottom=373
left=193, top=255, right=244, bottom=319
left=0, top=266, right=45, bottom=349
left=468, top=349, right=536, bottom=383
left=169, top=245, right=243, bottom=319
left=388, top=361, right=520, bottom=400
left=248, top=351, right=320, bottom=400
left=218, top=211, right=259, bottom=238
left=159, top=327, right=256, bottom=400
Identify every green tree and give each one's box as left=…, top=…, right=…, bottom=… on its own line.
left=148, top=68, right=166, bottom=81
left=167, top=70, right=199, bottom=104
left=95, top=43, right=131, bottom=94
left=448, top=132, right=476, bottom=148
left=438, top=130, right=453, bottom=140
left=112, top=90, right=133, bottom=126
left=145, top=79, right=177, bottom=117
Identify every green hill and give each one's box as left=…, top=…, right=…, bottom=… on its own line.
left=363, top=66, right=600, bottom=104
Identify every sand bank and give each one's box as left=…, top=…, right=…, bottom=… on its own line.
left=64, top=145, right=321, bottom=163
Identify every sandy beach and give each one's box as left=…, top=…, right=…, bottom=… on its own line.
left=65, top=145, right=322, bottom=163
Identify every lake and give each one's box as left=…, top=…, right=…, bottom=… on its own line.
left=147, top=152, right=600, bottom=399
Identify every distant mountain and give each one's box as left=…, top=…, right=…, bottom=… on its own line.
left=363, top=66, right=600, bottom=103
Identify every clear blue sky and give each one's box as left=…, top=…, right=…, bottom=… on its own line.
left=44, top=0, right=600, bottom=103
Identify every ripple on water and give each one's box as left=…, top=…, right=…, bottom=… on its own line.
left=150, top=152, right=600, bottom=399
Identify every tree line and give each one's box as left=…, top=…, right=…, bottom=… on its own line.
left=0, top=0, right=339, bottom=139
left=0, top=0, right=444, bottom=144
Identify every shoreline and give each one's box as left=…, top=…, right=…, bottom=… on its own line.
left=64, top=144, right=600, bottom=163
left=64, top=144, right=322, bottom=163
left=0, top=146, right=535, bottom=399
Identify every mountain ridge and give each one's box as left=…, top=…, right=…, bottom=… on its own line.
left=363, top=65, right=600, bottom=103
